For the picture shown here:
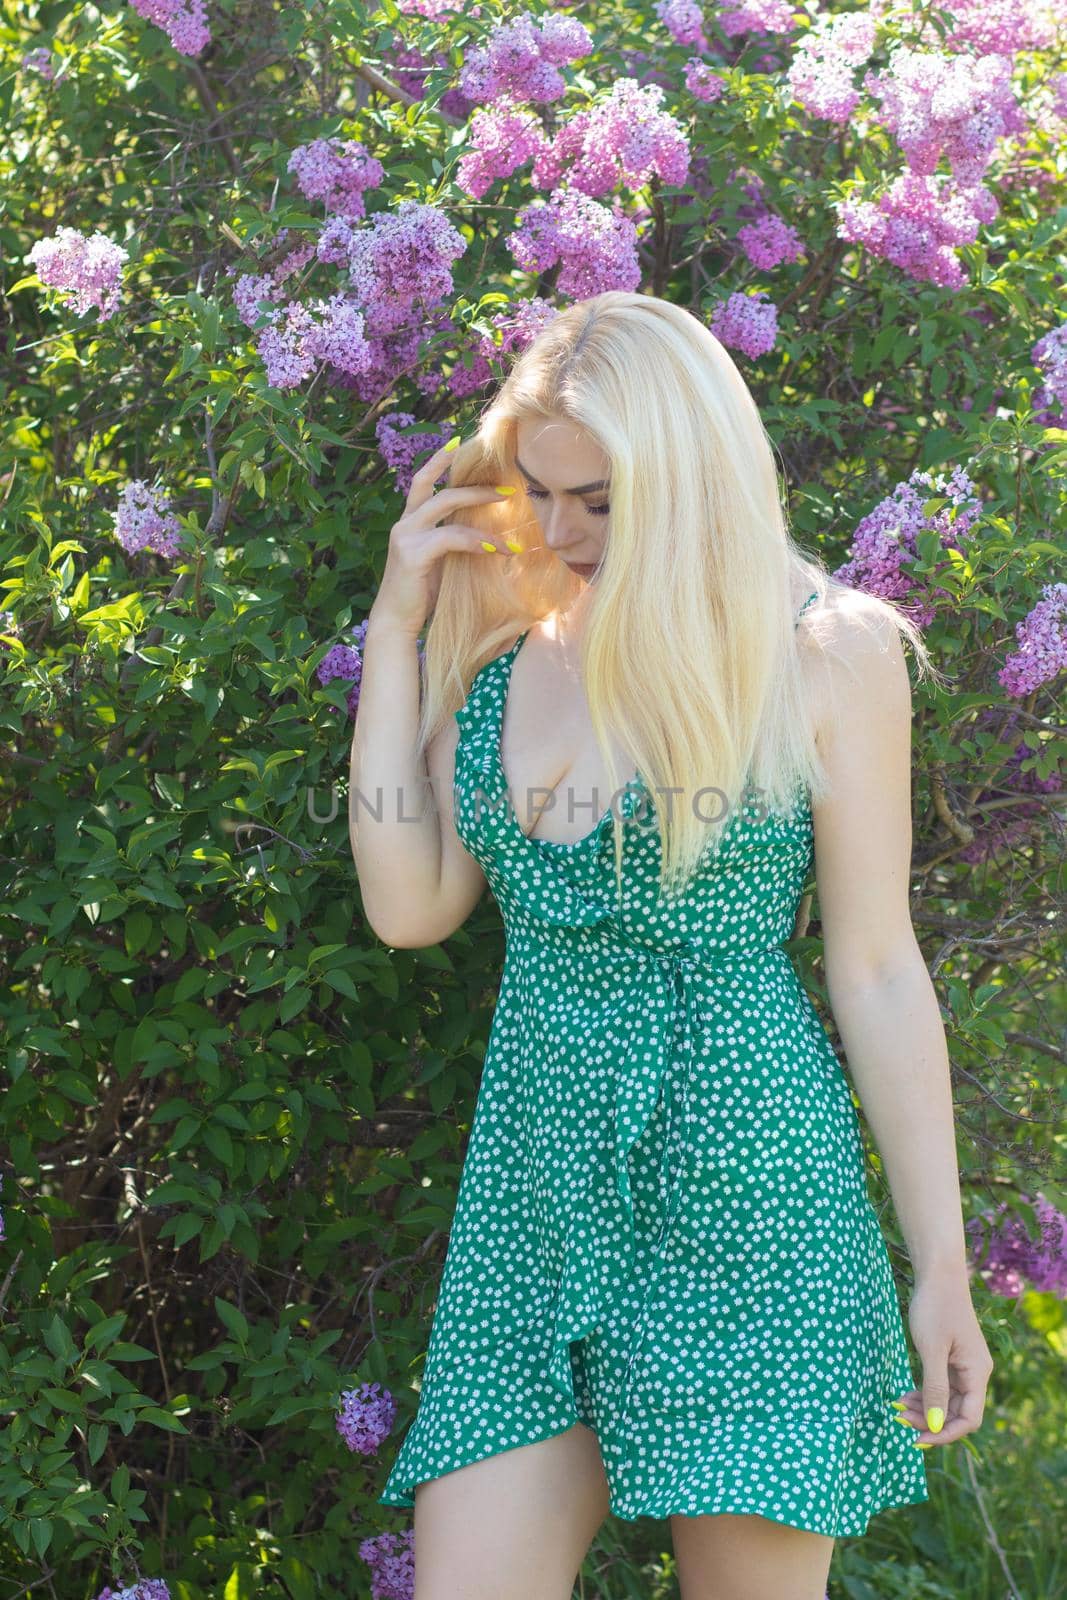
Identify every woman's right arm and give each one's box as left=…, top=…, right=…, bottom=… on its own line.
left=347, top=438, right=512, bottom=948
left=348, top=614, right=488, bottom=948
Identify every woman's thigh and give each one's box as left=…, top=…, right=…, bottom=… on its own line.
left=413, top=1421, right=611, bottom=1600
left=671, top=1512, right=834, bottom=1600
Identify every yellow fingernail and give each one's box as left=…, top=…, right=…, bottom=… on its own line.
left=504, top=539, right=523, bottom=553
left=890, top=1399, right=908, bottom=1410
left=913, top=1440, right=933, bottom=1449
left=444, top=436, right=460, bottom=451
left=892, top=1414, right=915, bottom=1426
left=480, top=541, right=498, bottom=553
left=926, top=1407, right=944, bottom=1434
left=494, top=484, right=516, bottom=495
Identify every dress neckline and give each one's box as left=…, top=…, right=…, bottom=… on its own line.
left=493, top=629, right=644, bottom=852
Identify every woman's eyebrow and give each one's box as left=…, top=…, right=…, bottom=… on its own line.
left=514, top=454, right=610, bottom=494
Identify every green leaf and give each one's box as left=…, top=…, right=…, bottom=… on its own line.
left=215, top=1298, right=249, bottom=1344
left=137, top=1405, right=190, bottom=1433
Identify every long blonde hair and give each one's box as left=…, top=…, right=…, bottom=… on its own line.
left=420, top=290, right=938, bottom=898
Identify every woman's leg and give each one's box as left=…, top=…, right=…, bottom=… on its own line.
left=413, top=1421, right=611, bottom=1600
left=671, top=1512, right=835, bottom=1600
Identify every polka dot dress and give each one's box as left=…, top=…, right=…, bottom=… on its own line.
left=377, top=591, right=929, bottom=1538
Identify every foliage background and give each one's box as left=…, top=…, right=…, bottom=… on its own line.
left=1, top=0, right=1065, bottom=1596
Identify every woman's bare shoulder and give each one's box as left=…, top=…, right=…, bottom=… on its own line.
left=801, top=585, right=912, bottom=744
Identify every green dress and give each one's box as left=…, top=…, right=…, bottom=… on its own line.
left=378, top=591, right=929, bottom=1537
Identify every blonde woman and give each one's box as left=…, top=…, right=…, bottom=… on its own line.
left=349, top=291, right=993, bottom=1600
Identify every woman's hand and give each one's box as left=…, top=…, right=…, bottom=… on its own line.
left=894, top=1274, right=994, bottom=1447
left=369, top=437, right=515, bottom=637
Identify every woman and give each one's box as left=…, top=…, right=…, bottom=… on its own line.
left=349, top=292, right=993, bottom=1600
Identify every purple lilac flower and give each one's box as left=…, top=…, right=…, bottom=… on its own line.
left=358, top=1529, right=415, bottom=1600
left=317, top=619, right=425, bottom=718
left=27, top=227, right=129, bottom=321
left=0, top=1207, right=5, bottom=1241
left=336, top=1381, right=398, bottom=1454
left=376, top=414, right=453, bottom=497
left=1031, top=322, right=1067, bottom=429
left=97, top=1580, right=171, bottom=1600
left=318, top=620, right=370, bottom=718
left=532, top=78, right=691, bottom=198
left=21, top=46, right=56, bottom=78
left=287, top=137, right=385, bottom=221
left=958, top=709, right=1064, bottom=864
left=128, top=0, right=210, bottom=56
left=720, top=0, right=799, bottom=37
left=833, top=464, right=983, bottom=626
left=684, top=60, right=727, bottom=102
left=997, top=582, right=1067, bottom=699
left=709, top=290, right=779, bottom=359
left=735, top=213, right=806, bottom=271
left=395, top=0, right=467, bottom=15
left=458, top=11, right=593, bottom=106
left=509, top=189, right=642, bottom=299
left=113, top=481, right=185, bottom=561
left=342, top=201, right=468, bottom=338
left=967, top=1194, right=1067, bottom=1299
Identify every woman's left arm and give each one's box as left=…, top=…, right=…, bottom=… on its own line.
left=808, top=595, right=994, bottom=1451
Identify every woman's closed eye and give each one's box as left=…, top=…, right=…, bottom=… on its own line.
left=523, top=484, right=610, bottom=516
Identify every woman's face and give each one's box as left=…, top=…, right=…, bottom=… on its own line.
left=513, top=418, right=611, bottom=583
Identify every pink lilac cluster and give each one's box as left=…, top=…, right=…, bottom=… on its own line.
left=836, top=170, right=999, bottom=292
left=128, top=0, right=210, bottom=56
left=684, top=60, right=727, bottom=102
left=926, top=0, right=1060, bottom=59
left=113, top=481, right=185, bottom=561
left=958, top=717, right=1063, bottom=863
left=0, top=1206, right=5, bottom=1240
left=997, top=582, right=1067, bottom=699
left=336, top=1380, right=398, bottom=1454
left=834, top=463, right=983, bottom=626
left=1031, top=322, right=1067, bottom=429
left=862, top=48, right=1026, bottom=189
left=719, top=0, right=799, bottom=38
left=316, top=201, right=468, bottom=338
left=710, top=290, right=778, bottom=359
left=376, top=413, right=452, bottom=497
left=735, top=212, right=805, bottom=271
left=458, top=11, right=593, bottom=106
left=27, top=226, right=129, bottom=321
left=509, top=189, right=641, bottom=298
left=287, top=137, right=385, bottom=222
left=786, top=10, right=879, bottom=125
left=655, top=0, right=709, bottom=52
left=21, top=46, right=56, bottom=78
left=532, top=78, right=691, bottom=198
left=395, top=0, right=468, bottom=15
left=456, top=103, right=549, bottom=200
left=1051, top=72, right=1067, bottom=122
left=358, top=1528, right=415, bottom=1600
left=966, top=1194, right=1067, bottom=1298
left=97, top=1581, right=170, bottom=1600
